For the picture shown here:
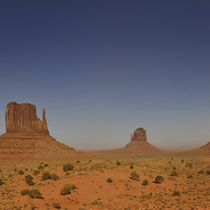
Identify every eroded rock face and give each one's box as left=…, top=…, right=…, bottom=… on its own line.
left=5, top=102, right=48, bottom=134
left=130, top=127, right=147, bottom=142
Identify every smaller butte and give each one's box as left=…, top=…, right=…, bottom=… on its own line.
left=123, top=127, right=162, bottom=154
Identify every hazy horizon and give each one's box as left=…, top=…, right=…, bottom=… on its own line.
left=0, top=1, right=210, bottom=150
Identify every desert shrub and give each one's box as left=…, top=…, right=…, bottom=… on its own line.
left=172, top=190, right=181, bottom=196
left=18, top=170, right=24, bottom=175
left=107, top=178, right=113, bottom=183
left=173, top=166, right=176, bottom=170
left=53, top=203, right=61, bottom=209
left=170, top=170, right=178, bottom=176
left=21, top=189, right=30, bottom=196
left=60, top=184, right=71, bottom=196
left=89, top=160, right=92, bottom=162
left=44, top=163, right=48, bottom=168
left=187, top=175, right=193, bottom=179
left=0, top=179, right=4, bottom=185
left=153, top=175, right=164, bottom=184
left=185, top=162, right=193, bottom=168
left=76, top=160, right=80, bottom=163
left=25, top=168, right=28, bottom=171
left=116, top=161, right=121, bottom=166
left=33, top=170, right=40, bottom=175
left=130, top=165, right=134, bottom=169
left=181, top=160, right=184, bottom=163
left=14, top=168, right=17, bottom=172
left=142, top=179, right=148, bottom=186
left=130, top=171, right=139, bottom=180
left=69, top=184, right=76, bottom=190
left=42, top=171, right=51, bottom=180
left=38, top=165, right=44, bottom=170
left=29, top=189, right=42, bottom=199
left=51, top=173, right=59, bottom=181
left=206, top=170, right=210, bottom=175
left=197, top=169, right=205, bottom=174
left=25, top=175, right=35, bottom=186
left=63, top=163, right=74, bottom=172
left=168, top=161, right=171, bottom=164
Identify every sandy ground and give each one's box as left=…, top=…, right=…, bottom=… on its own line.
left=0, top=153, right=210, bottom=210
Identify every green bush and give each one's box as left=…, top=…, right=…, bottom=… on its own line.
left=18, top=170, right=24, bottom=175
left=106, top=178, right=113, bottom=183
left=89, top=160, right=92, bottom=162
left=53, top=203, right=61, bottom=209
left=42, top=172, right=51, bottom=180
left=153, top=175, right=164, bottom=184
left=33, top=170, right=40, bottom=175
left=63, top=163, right=74, bottom=172
left=76, top=160, right=80, bottom=163
left=60, top=184, right=71, bottom=196
left=51, top=173, right=59, bottom=181
left=25, top=175, right=35, bottom=186
left=142, top=179, right=148, bottom=186
left=38, top=165, right=44, bottom=170
left=29, top=189, right=42, bottom=199
left=170, top=170, right=178, bottom=176
left=21, top=189, right=30, bottom=196
left=197, top=169, right=205, bottom=174
left=0, top=179, right=4, bottom=185
left=130, top=171, right=139, bottom=180
left=44, top=163, right=48, bottom=168
left=116, top=161, right=121, bottom=166
left=185, top=162, right=193, bottom=168
left=172, top=190, right=181, bottom=196
left=130, top=165, right=134, bottom=169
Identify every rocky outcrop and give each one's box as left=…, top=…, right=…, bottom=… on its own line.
left=0, top=102, right=82, bottom=160
left=5, top=102, right=48, bottom=134
left=123, top=127, right=162, bottom=154
left=199, top=142, right=210, bottom=152
left=130, top=127, right=147, bottom=142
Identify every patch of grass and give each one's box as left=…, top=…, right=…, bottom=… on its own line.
left=53, top=203, right=61, bottom=209
left=130, top=171, right=139, bottom=180
left=51, top=173, right=59, bottom=181
left=107, top=178, right=113, bottom=183
left=172, top=191, right=181, bottom=196
left=63, top=163, right=74, bottom=172
left=38, top=165, right=44, bottom=170
left=18, top=170, right=24, bottom=175
left=29, top=189, right=42, bottom=199
left=197, top=169, right=205, bottom=174
left=153, top=175, right=164, bottom=184
left=60, top=184, right=71, bottom=196
left=33, top=170, right=40, bottom=175
left=21, top=189, right=30, bottom=196
left=116, top=161, right=121, bottom=166
left=42, top=171, right=51, bottom=180
left=142, top=179, right=149, bottom=186
left=170, top=170, right=178, bottom=176
left=25, top=175, right=35, bottom=186
left=0, top=179, right=4, bottom=185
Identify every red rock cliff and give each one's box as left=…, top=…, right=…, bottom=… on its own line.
left=5, top=102, right=49, bottom=134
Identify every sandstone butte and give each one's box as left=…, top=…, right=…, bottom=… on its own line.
left=0, top=102, right=80, bottom=160
left=123, top=127, right=162, bottom=154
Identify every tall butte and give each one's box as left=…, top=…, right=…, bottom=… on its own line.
left=0, top=102, right=79, bottom=160
left=123, top=127, right=162, bottom=153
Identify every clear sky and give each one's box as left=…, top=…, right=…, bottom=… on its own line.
left=0, top=1, right=210, bottom=150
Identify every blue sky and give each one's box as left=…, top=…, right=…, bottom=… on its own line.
left=0, top=1, right=210, bottom=149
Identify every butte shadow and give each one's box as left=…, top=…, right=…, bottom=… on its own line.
left=0, top=102, right=82, bottom=160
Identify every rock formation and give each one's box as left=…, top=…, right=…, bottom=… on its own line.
left=199, top=142, right=210, bottom=153
left=0, top=102, right=81, bottom=160
left=123, top=127, right=162, bottom=153
left=5, top=102, right=48, bottom=134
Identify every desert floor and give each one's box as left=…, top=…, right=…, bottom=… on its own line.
left=0, top=153, right=210, bottom=210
